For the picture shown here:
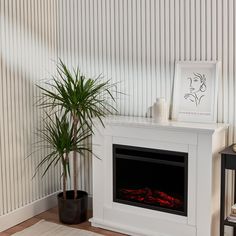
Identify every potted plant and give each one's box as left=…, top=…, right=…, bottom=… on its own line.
left=35, top=113, right=91, bottom=223
left=36, top=59, right=116, bottom=224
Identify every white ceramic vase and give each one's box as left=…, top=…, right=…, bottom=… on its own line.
left=153, top=98, right=169, bottom=123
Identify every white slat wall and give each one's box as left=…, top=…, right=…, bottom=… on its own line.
left=0, top=0, right=236, bottom=219
left=57, top=0, right=236, bottom=140
left=0, top=0, right=60, bottom=217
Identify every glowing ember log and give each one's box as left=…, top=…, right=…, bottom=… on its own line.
left=119, top=188, right=183, bottom=209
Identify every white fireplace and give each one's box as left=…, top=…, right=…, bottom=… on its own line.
left=90, top=116, right=228, bottom=236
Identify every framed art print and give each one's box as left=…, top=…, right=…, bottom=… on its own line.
left=172, top=61, right=220, bottom=123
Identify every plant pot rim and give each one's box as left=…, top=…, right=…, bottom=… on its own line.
left=58, top=190, right=88, bottom=201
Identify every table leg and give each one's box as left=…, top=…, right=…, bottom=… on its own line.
left=220, top=156, right=226, bottom=236
left=234, top=170, right=236, bottom=236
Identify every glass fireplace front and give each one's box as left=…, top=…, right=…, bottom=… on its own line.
left=113, top=144, right=188, bottom=216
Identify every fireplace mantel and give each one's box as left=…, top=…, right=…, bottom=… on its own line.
left=90, top=116, right=228, bottom=236
left=100, top=115, right=227, bottom=133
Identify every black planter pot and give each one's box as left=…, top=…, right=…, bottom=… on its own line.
left=57, top=190, right=88, bottom=224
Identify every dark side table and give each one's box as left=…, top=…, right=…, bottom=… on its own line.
left=220, top=144, right=236, bottom=236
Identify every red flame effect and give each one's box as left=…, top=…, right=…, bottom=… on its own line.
left=119, top=188, right=183, bottom=209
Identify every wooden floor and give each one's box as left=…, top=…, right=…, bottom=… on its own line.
left=0, top=208, right=127, bottom=236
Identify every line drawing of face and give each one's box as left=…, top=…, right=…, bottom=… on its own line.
left=188, top=72, right=206, bottom=94
left=184, top=72, right=207, bottom=106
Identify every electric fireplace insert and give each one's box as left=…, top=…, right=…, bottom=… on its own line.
left=113, top=144, right=188, bottom=216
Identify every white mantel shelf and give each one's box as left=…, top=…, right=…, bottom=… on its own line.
left=103, top=115, right=228, bottom=134
left=91, top=115, right=229, bottom=236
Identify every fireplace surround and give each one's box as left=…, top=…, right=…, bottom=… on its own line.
left=90, top=116, right=228, bottom=236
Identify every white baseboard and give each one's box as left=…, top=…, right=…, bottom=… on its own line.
left=0, top=192, right=59, bottom=232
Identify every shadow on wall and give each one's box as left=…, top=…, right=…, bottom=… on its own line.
left=0, top=0, right=60, bottom=214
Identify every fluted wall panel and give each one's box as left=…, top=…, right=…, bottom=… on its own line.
left=0, top=0, right=60, bottom=217
left=0, top=0, right=236, bottom=223
left=57, top=0, right=236, bottom=142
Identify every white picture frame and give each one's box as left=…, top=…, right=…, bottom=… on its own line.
left=172, top=61, right=220, bottom=123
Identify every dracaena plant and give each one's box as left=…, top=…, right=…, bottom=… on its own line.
left=35, top=113, right=91, bottom=199
left=37, top=59, right=117, bottom=199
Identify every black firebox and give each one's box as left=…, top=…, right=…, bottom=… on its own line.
left=113, top=144, right=188, bottom=216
